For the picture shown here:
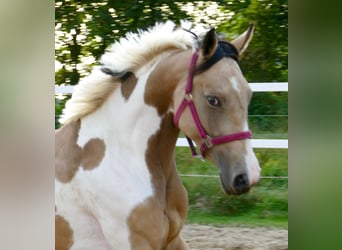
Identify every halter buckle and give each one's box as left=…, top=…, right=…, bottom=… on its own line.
left=202, top=135, right=213, bottom=149
left=184, top=93, right=193, bottom=102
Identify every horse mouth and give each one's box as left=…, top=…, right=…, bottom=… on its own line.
left=219, top=173, right=250, bottom=195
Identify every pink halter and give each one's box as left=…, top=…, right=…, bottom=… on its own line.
left=173, top=49, right=252, bottom=157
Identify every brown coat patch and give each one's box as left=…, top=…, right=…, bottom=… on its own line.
left=55, top=215, right=74, bottom=250
left=55, top=120, right=106, bottom=182
left=128, top=197, right=169, bottom=249
left=55, top=121, right=82, bottom=183
left=82, top=138, right=106, bottom=170
left=144, top=50, right=191, bottom=115
left=128, top=113, right=188, bottom=249
left=121, top=72, right=138, bottom=100
left=142, top=52, right=190, bottom=247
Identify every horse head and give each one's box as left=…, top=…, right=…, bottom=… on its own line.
left=173, top=24, right=261, bottom=195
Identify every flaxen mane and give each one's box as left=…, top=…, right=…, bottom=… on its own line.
left=59, top=21, right=200, bottom=125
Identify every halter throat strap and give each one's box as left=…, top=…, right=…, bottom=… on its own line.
left=173, top=44, right=252, bottom=158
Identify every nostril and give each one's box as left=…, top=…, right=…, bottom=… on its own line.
left=234, top=174, right=250, bottom=193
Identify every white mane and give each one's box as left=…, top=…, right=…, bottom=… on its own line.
left=100, top=20, right=200, bottom=73
left=59, top=21, right=201, bottom=125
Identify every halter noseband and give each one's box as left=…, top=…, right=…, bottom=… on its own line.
left=173, top=43, right=252, bottom=158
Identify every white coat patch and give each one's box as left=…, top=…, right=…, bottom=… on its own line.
left=55, top=64, right=162, bottom=249
left=230, top=76, right=241, bottom=93
left=243, top=122, right=261, bottom=186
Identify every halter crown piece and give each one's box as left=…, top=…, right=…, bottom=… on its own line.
left=173, top=42, right=252, bottom=158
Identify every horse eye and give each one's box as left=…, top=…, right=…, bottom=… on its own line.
left=207, top=96, right=221, bottom=107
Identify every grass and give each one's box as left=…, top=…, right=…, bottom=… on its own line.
left=186, top=211, right=288, bottom=228
left=175, top=147, right=288, bottom=228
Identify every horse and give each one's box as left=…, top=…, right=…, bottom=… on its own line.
left=55, top=21, right=261, bottom=250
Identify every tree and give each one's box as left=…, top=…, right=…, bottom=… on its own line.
left=55, top=1, right=191, bottom=86
left=55, top=0, right=288, bottom=129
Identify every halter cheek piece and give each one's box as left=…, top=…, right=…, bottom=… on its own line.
left=173, top=42, right=252, bottom=158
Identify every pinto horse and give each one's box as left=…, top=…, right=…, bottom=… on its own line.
left=55, top=21, right=261, bottom=250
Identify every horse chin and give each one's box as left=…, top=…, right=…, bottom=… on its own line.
left=219, top=173, right=250, bottom=195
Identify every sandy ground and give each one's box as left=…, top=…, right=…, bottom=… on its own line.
left=181, top=224, right=288, bottom=250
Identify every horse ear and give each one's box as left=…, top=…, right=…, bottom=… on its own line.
left=201, top=28, right=218, bottom=59
left=230, top=23, right=254, bottom=55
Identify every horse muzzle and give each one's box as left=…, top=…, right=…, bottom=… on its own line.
left=220, top=172, right=250, bottom=195
left=215, top=150, right=261, bottom=195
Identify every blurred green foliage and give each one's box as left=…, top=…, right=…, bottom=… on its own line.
left=55, top=0, right=288, bottom=130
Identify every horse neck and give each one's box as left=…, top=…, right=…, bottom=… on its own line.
left=142, top=49, right=192, bottom=177
left=77, top=50, right=191, bottom=176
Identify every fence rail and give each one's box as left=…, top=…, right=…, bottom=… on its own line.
left=55, top=82, right=288, bottom=94
left=176, top=138, right=287, bottom=149
left=249, top=82, right=288, bottom=92
left=55, top=82, right=288, bottom=149
left=179, top=174, right=288, bottom=179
